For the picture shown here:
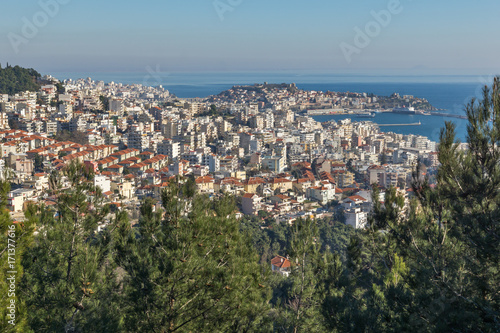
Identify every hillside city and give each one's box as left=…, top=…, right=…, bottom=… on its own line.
left=1, top=75, right=450, bottom=229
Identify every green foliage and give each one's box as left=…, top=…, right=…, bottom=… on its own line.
left=317, top=217, right=354, bottom=260
left=321, top=79, right=500, bottom=332
left=0, top=179, right=35, bottom=332
left=54, top=130, right=88, bottom=145
left=33, top=154, right=43, bottom=172
left=0, top=65, right=41, bottom=95
left=19, top=161, right=119, bottom=332
left=273, top=218, right=343, bottom=333
left=55, top=82, right=65, bottom=94
left=99, top=95, right=109, bottom=111
left=199, top=104, right=232, bottom=119
left=112, top=180, right=271, bottom=332
left=240, top=215, right=290, bottom=264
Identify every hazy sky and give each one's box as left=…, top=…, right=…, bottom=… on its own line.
left=1, top=0, right=499, bottom=75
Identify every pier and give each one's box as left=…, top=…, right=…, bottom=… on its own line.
left=429, top=112, right=467, bottom=119
left=378, top=122, right=421, bottom=126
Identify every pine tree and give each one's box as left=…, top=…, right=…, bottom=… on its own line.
left=113, top=179, right=271, bottom=332
left=0, top=176, right=35, bottom=332
left=431, top=78, right=500, bottom=329
left=336, top=78, right=500, bottom=332
left=273, top=218, right=342, bottom=333
left=19, top=161, right=121, bottom=332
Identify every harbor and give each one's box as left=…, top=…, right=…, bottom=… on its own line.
left=311, top=111, right=469, bottom=141
left=305, top=108, right=467, bottom=120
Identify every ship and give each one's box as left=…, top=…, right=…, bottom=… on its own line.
left=392, top=106, right=416, bottom=114
left=356, top=112, right=375, bottom=118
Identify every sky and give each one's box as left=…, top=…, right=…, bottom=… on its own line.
left=1, top=0, right=500, bottom=76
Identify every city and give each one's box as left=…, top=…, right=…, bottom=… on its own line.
left=2, top=74, right=447, bottom=230
left=1, top=0, right=498, bottom=331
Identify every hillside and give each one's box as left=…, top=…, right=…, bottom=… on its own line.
left=0, top=64, right=41, bottom=95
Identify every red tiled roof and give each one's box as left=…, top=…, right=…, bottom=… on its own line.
left=271, top=256, right=291, bottom=269
left=347, top=195, right=367, bottom=202
left=196, top=176, right=215, bottom=184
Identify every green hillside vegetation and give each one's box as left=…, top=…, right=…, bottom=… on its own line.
left=0, top=64, right=41, bottom=95
left=0, top=79, right=499, bottom=332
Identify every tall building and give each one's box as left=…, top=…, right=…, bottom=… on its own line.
left=202, top=153, right=220, bottom=173
left=262, top=156, right=286, bottom=173
left=162, top=119, right=181, bottom=139
left=157, top=139, right=180, bottom=160
left=127, top=125, right=149, bottom=151
left=109, top=98, right=124, bottom=114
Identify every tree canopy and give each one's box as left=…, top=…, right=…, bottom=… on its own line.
left=0, top=65, right=41, bottom=95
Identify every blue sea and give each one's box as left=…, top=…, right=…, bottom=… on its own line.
left=50, top=72, right=497, bottom=142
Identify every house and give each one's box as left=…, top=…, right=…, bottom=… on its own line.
left=262, top=155, right=286, bottom=173
left=243, top=177, right=266, bottom=194
left=219, top=155, right=238, bottom=172
left=319, top=171, right=336, bottom=184
left=270, top=177, right=293, bottom=193
left=94, top=175, right=111, bottom=193
left=332, top=170, right=355, bottom=188
left=314, top=158, right=331, bottom=174
left=368, top=165, right=386, bottom=186
left=293, top=178, right=313, bottom=193
left=306, top=183, right=336, bottom=205
left=270, top=194, right=293, bottom=212
left=106, top=164, right=124, bottom=174
left=331, top=162, right=346, bottom=172
left=342, top=195, right=367, bottom=209
left=215, top=177, right=244, bottom=195
left=111, top=179, right=135, bottom=199
left=241, top=193, right=262, bottom=215
left=195, top=175, right=215, bottom=193
left=8, top=188, right=36, bottom=212
left=23, top=173, right=49, bottom=191
left=271, top=255, right=291, bottom=277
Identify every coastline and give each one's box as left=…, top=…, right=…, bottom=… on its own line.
left=51, top=72, right=476, bottom=141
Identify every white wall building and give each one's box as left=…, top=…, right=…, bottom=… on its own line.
left=94, top=175, right=111, bottom=193
left=345, top=208, right=368, bottom=229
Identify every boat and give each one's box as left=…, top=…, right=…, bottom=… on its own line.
left=356, top=112, right=375, bottom=118
left=392, top=106, right=416, bottom=114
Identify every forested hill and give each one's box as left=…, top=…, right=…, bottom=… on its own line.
left=0, top=64, right=41, bottom=95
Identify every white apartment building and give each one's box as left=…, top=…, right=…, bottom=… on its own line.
left=345, top=208, right=368, bottom=229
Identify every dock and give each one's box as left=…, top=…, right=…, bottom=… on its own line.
left=429, top=112, right=467, bottom=119
left=378, top=122, right=421, bottom=126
